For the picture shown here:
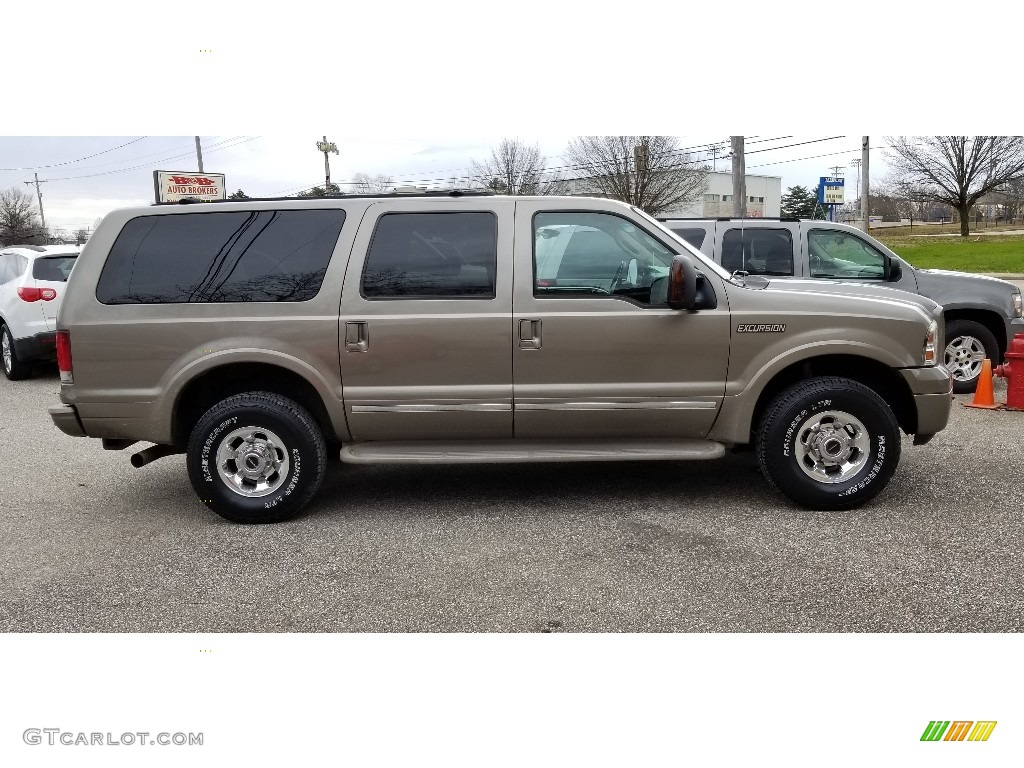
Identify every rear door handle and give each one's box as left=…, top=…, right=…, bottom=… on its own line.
left=519, top=319, right=542, bottom=350
left=345, top=321, right=368, bottom=352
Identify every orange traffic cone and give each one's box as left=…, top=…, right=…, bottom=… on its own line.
left=964, top=359, right=1000, bottom=409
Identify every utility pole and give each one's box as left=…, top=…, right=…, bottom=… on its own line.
left=195, top=136, right=204, bottom=172
left=730, top=136, right=746, bottom=217
left=633, top=139, right=650, bottom=205
left=23, top=172, right=47, bottom=233
left=316, top=136, right=340, bottom=192
left=860, top=137, right=870, bottom=233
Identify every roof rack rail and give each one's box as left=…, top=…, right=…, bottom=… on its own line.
left=152, top=189, right=497, bottom=206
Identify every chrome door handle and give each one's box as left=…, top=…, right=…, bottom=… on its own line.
left=519, top=319, right=542, bottom=350
left=345, top=321, right=368, bottom=352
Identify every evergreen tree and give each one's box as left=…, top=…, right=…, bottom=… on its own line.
left=780, top=185, right=816, bottom=218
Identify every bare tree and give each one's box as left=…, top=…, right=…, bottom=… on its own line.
left=989, top=178, right=1024, bottom=222
left=352, top=172, right=394, bottom=193
left=563, top=136, right=708, bottom=215
left=471, top=138, right=567, bottom=195
left=885, top=136, right=1024, bottom=236
left=866, top=183, right=916, bottom=221
left=0, top=187, right=44, bottom=246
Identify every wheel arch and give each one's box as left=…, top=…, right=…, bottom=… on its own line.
left=943, top=308, right=1007, bottom=360
left=171, top=362, right=340, bottom=448
left=744, top=355, right=918, bottom=442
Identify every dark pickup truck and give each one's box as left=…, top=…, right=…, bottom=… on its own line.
left=661, top=217, right=1024, bottom=393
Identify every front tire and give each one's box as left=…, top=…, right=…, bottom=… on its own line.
left=944, top=319, right=999, bottom=394
left=757, top=377, right=901, bottom=510
left=1, top=324, right=33, bottom=381
left=186, top=392, right=327, bottom=523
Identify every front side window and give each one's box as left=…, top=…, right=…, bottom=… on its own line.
left=96, top=209, right=345, bottom=304
left=720, top=228, right=794, bottom=276
left=807, top=229, right=886, bottom=279
left=362, top=212, right=496, bottom=299
left=534, top=212, right=674, bottom=305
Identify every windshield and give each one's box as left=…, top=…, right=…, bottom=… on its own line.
left=630, top=206, right=732, bottom=279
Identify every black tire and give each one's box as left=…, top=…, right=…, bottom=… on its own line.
left=1, top=323, right=33, bottom=381
left=756, top=377, right=901, bottom=511
left=944, top=319, right=1000, bottom=394
left=186, top=391, right=327, bottom=523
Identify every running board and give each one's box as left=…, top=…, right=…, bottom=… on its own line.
left=340, top=439, right=726, bottom=464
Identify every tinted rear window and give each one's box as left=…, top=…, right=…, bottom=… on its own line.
left=721, top=228, right=794, bottom=276
left=670, top=227, right=706, bottom=250
left=362, top=212, right=497, bottom=299
left=96, top=209, right=345, bottom=304
left=33, top=255, right=78, bottom=282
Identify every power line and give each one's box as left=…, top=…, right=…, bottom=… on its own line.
left=42, top=137, right=259, bottom=181
left=0, top=137, right=149, bottom=171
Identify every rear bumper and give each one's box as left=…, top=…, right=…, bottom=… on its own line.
left=900, top=365, right=954, bottom=437
left=14, top=331, right=57, bottom=363
left=49, top=404, right=87, bottom=437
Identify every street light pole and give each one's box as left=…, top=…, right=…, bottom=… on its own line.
left=316, top=136, right=340, bottom=192
left=195, top=136, right=204, bottom=172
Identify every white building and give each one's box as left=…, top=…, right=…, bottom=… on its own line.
left=658, top=171, right=782, bottom=218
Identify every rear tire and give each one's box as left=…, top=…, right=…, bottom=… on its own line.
left=757, top=377, right=901, bottom=510
left=186, top=391, right=327, bottom=523
left=1, top=324, right=32, bottom=381
left=944, top=319, right=999, bottom=394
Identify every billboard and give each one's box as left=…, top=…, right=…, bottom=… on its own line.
left=153, top=171, right=226, bottom=203
left=818, top=176, right=845, bottom=205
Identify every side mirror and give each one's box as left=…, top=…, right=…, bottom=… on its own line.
left=887, top=257, right=903, bottom=282
left=668, top=254, right=697, bottom=310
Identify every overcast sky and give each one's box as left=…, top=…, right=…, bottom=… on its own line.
left=1, top=135, right=881, bottom=233
left=1, top=3, right=1012, bottom=235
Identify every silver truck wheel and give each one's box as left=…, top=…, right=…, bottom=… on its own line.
left=944, top=319, right=999, bottom=394
left=186, top=391, right=327, bottom=523
left=757, top=377, right=901, bottom=510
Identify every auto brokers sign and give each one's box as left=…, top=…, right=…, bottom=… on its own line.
left=154, top=170, right=226, bottom=203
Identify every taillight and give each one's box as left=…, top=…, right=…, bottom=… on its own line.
left=17, top=286, right=41, bottom=302
left=40, top=288, right=57, bottom=301
left=56, top=331, right=73, bottom=384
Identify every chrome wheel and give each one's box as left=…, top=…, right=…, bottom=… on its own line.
left=793, top=409, right=871, bottom=484
left=945, top=335, right=987, bottom=383
left=1, top=330, right=11, bottom=374
left=215, top=425, right=290, bottom=497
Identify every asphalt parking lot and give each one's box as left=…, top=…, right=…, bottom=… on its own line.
left=1, top=369, right=1021, bottom=633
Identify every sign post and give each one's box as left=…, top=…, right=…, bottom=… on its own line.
left=153, top=171, right=226, bottom=203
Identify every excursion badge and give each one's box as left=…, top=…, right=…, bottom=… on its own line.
left=736, top=324, right=786, bottom=333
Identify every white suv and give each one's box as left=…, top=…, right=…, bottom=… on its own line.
left=0, top=245, right=80, bottom=380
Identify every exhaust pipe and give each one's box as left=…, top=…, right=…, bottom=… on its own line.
left=130, top=444, right=182, bottom=468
